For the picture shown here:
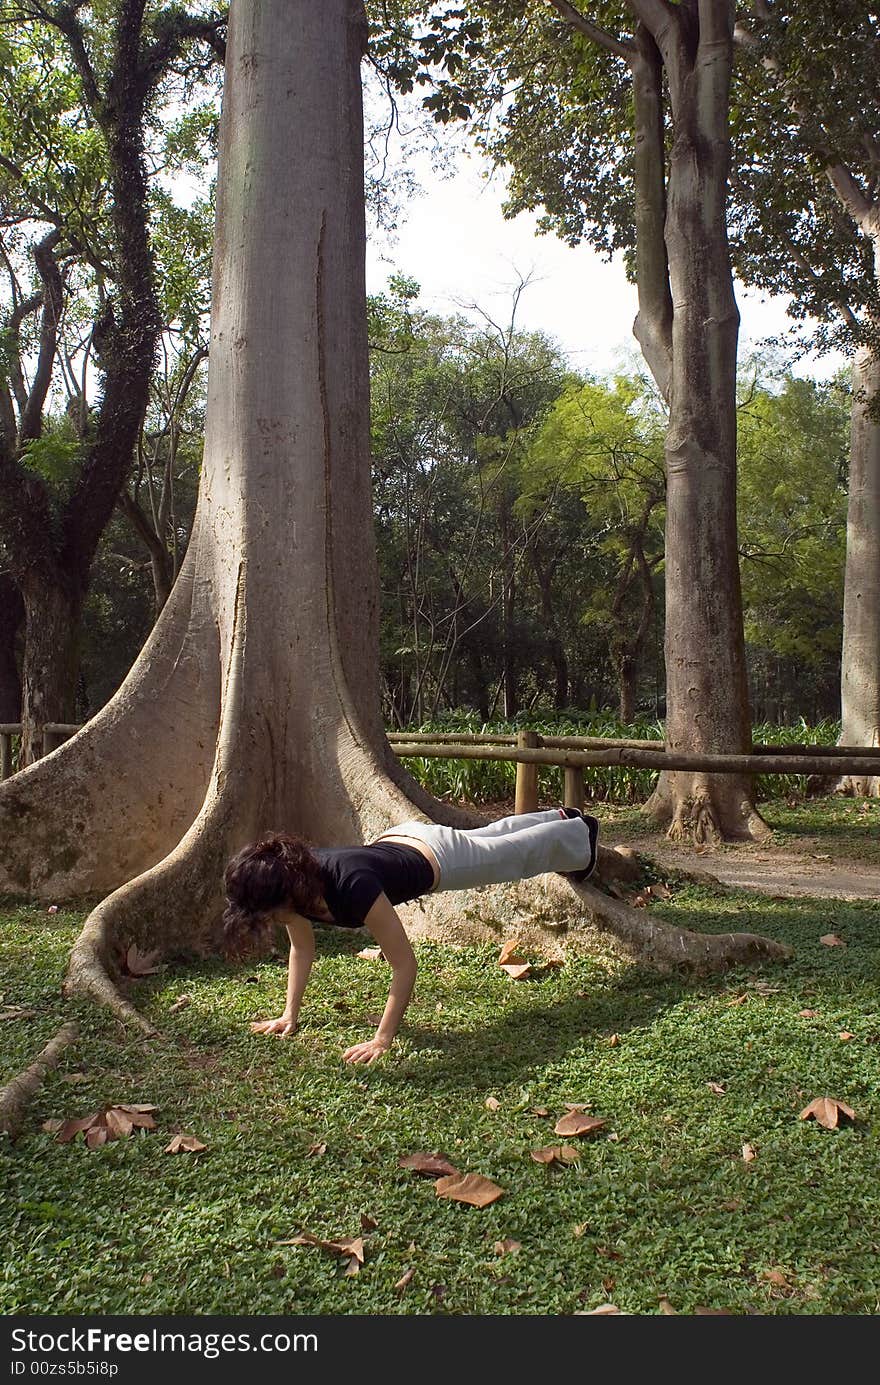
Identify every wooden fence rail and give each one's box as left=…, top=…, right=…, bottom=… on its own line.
left=2, top=724, right=878, bottom=810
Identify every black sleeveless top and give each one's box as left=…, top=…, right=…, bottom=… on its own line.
left=305, top=842, right=435, bottom=928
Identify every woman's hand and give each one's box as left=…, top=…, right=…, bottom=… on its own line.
left=250, top=1015, right=298, bottom=1038
left=342, top=1036, right=391, bottom=1065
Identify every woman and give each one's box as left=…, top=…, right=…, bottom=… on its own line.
left=223, top=808, right=599, bottom=1065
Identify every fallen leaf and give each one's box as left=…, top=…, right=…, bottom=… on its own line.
left=572, top=1222, right=589, bottom=1237
left=55, top=1113, right=101, bottom=1143
left=646, top=881, right=672, bottom=899
left=819, top=934, right=846, bottom=948
left=169, top=995, right=192, bottom=1012
left=54, top=1104, right=157, bottom=1148
left=742, top=1142, right=757, bottom=1163
left=485, top=1096, right=501, bottom=1111
left=85, top=1126, right=108, bottom=1149
left=694, top=1306, right=733, bottom=1315
left=554, top=1111, right=606, bottom=1138
left=104, top=1108, right=134, bottom=1139
left=278, top=1232, right=365, bottom=1268
left=707, top=1081, right=726, bottom=1095
left=798, top=1009, right=819, bottom=1019
left=727, top=994, right=749, bottom=1007
left=658, top=1295, right=677, bottom=1315
left=493, top=1239, right=522, bottom=1256
left=164, top=1134, right=207, bottom=1153
left=607, top=1034, right=621, bottom=1047
left=360, top=1213, right=378, bottom=1232
left=631, top=894, right=647, bottom=908
left=497, top=939, right=523, bottom=966
left=563, top=1102, right=590, bottom=1112
left=399, top=1151, right=460, bottom=1177
left=721, top=1198, right=742, bottom=1212
left=839, top=1031, right=854, bottom=1042
left=530, top=1144, right=581, bottom=1166
left=41, top=1118, right=63, bottom=1134
left=47, top=905, right=59, bottom=915
left=394, top=1266, right=415, bottom=1292
left=747, top=980, right=780, bottom=995
left=798, top=1096, right=856, bottom=1129
left=761, top=1269, right=791, bottom=1289
left=530, top=1106, right=550, bottom=1117
left=577, top=1304, right=623, bottom=1315
left=123, top=944, right=161, bottom=977
left=307, top=1142, right=327, bottom=1158
left=356, top=947, right=384, bottom=961
left=500, top=962, right=532, bottom=980
left=343, top=1256, right=360, bottom=1277
left=434, top=1172, right=505, bottom=1208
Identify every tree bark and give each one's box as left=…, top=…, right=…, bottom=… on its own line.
left=18, top=573, right=81, bottom=766
left=0, top=573, right=23, bottom=723
left=638, top=5, right=767, bottom=842
left=0, top=0, right=785, bottom=1028
left=836, top=338, right=880, bottom=796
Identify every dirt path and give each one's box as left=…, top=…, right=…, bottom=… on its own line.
left=609, top=835, right=880, bottom=902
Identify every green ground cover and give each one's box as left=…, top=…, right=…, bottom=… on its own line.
left=3, top=839, right=879, bottom=1315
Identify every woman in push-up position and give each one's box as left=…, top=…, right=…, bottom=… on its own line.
left=222, top=808, right=599, bottom=1065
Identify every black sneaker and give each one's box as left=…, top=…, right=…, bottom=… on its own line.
left=559, top=809, right=600, bottom=882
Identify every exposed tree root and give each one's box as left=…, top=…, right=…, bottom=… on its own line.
left=646, top=772, right=771, bottom=844
left=833, top=775, right=880, bottom=798
left=567, top=879, right=792, bottom=973
left=0, top=1021, right=78, bottom=1139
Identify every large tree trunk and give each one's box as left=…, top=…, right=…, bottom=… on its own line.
left=0, top=0, right=786, bottom=1028
left=18, top=573, right=81, bottom=766
left=637, top=8, right=767, bottom=842
left=836, top=340, right=880, bottom=796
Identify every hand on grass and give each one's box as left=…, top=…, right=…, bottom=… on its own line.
left=250, top=1015, right=298, bottom=1038
left=342, top=1037, right=391, bottom=1065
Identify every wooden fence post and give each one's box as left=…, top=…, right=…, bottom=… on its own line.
left=514, top=729, right=541, bottom=813
left=0, top=733, right=11, bottom=780
left=563, top=766, right=584, bottom=813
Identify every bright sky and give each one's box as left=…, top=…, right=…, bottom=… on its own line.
left=366, top=150, right=845, bottom=381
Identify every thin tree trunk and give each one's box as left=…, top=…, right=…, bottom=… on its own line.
left=836, top=339, right=880, bottom=795
left=640, top=8, right=767, bottom=842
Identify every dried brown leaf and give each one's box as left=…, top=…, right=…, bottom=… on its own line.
left=530, top=1106, right=550, bottom=1117
left=55, top=1113, right=101, bottom=1143
left=104, top=1108, right=134, bottom=1139
left=485, top=1096, right=501, bottom=1111
left=727, top=994, right=749, bottom=1007
left=499, top=962, right=532, bottom=980
left=531, top=1144, right=581, bottom=1166
left=85, top=1125, right=108, bottom=1149
left=360, top=1214, right=378, bottom=1232
left=577, top=1304, right=623, bottom=1315
left=434, top=1172, right=505, bottom=1208
left=307, top=1142, right=327, bottom=1158
left=742, top=1142, right=757, bottom=1163
left=658, top=1295, right=678, bottom=1315
left=839, top=1031, right=854, bottom=1042
left=607, top=1033, right=620, bottom=1047
left=394, top=1266, right=415, bottom=1292
left=798, top=1009, right=819, bottom=1019
left=646, top=881, right=671, bottom=899
left=761, top=1269, right=791, bottom=1288
left=398, top=1151, right=459, bottom=1177
left=798, top=1096, right=856, bottom=1129
left=164, top=1134, right=207, bottom=1153
left=819, top=934, right=846, bottom=948
left=356, top=947, right=384, bottom=961
left=169, top=995, right=192, bottom=1012
left=694, top=1306, right=733, bottom=1315
left=493, top=1239, right=522, bottom=1256
left=554, top=1111, right=606, bottom=1138
left=706, top=1082, right=726, bottom=1096
left=41, top=1118, right=63, bottom=1134
left=497, top=939, right=523, bottom=967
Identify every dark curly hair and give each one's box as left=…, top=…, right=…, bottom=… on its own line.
left=222, top=832, right=325, bottom=957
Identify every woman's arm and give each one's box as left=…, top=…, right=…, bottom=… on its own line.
left=342, top=893, right=417, bottom=1064
left=250, top=912, right=315, bottom=1039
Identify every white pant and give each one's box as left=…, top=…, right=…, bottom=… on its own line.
left=377, top=810, right=597, bottom=891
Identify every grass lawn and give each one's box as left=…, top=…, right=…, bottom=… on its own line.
left=2, top=810, right=879, bottom=1317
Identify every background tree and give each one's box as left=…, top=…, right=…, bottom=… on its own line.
left=731, top=1, right=880, bottom=791
left=0, top=1, right=225, bottom=764
left=375, top=0, right=766, bottom=841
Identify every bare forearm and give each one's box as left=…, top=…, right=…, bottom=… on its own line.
left=375, top=961, right=417, bottom=1047
left=283, top=918, right=315, bottom=1023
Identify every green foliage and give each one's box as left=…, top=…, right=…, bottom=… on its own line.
left=4, top=874, right=880, bottom=1315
